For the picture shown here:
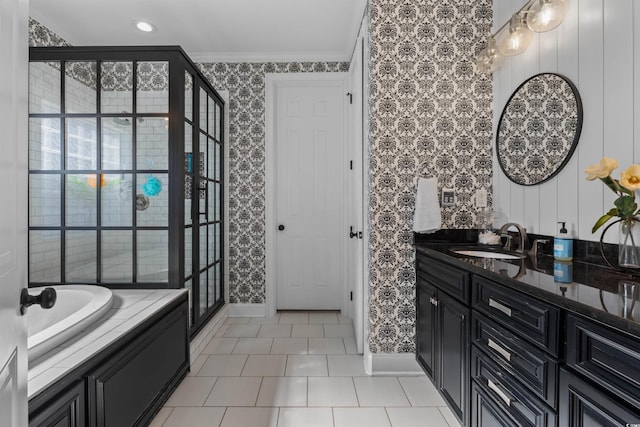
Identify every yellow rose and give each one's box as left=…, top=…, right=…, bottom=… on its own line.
left=620, top=164, right=640, bottom=191
left=584, top=157, right=618, bottom=180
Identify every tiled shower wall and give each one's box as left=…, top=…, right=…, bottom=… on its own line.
left=28, top=33, right=172, bottom=283
left=367, top=0, right=493, bottom=352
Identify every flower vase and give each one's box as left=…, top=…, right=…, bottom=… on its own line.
left=619, top=218, right=640, bottom=268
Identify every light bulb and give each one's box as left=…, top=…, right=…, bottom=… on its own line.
left=527, top=0, right=569, bottom=32
left=476, top=37, right=504, bottom=74
left=497, top=14, right=533, bottom=56
left=134, top=21, right=157, bottom=33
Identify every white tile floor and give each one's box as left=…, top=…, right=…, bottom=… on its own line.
left=150, top=312, right=459, bottom=427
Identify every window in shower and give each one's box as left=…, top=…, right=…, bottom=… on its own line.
left=28, top=47, right=225, bottom=336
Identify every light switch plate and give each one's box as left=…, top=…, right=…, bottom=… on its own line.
left=441, top=188, right=455, bottom=207
left=476, top=189, right=488, bottom=208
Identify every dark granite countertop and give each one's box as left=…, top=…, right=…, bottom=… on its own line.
left=414, top=230, right=640, bottom=339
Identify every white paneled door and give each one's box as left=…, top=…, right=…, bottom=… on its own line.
left=271, top=75, right=347, bottom=310
left=0, top=0, right=29, bottom=425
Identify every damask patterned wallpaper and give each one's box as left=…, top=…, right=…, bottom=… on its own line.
left=196, top=62, right=348, bottom=303
left=30, top=18, right=70, bottom=47
left=367, top=0, right=493, bottom=352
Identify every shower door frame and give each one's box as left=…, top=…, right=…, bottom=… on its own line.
left=28, top=46, right=225, bottom=337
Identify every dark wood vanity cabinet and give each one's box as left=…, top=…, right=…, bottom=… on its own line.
left=416, top=249, right=640, bottom=427
left=416, top=254, right=470, bottom=426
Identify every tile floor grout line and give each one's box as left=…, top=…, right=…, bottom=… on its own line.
left=200, top=376, right=219, bottom=407
left=218, top=406, right=228, bottom=427
left=238, top=354, right=250, bottom=376
left=254, top=376, right=265, bottom=406
left=383, top=406, right=394, bottom=427
left=351, top=376, right=361, bottom=407
left=229, top=337, right=239, bottom=354
left=193, top=354, right=209, bottom=376
left=395, top=376, right=413, bottom=407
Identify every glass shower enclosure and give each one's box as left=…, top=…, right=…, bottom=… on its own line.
left=28, top=46, right=224, bottom=335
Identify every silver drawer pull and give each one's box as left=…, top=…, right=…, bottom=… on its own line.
left=488, top=338, right=512, bottom=362
left=488, top=379, right=512, bottom=407
left=430, top=297, right=438, bottom=307
left=489, top=298, right=512, bottom=317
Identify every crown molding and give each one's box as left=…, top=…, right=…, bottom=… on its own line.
left=187, top=51, right=350, bottom=64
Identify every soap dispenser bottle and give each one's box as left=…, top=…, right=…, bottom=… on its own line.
left=554, top=222, right=573, bottom=261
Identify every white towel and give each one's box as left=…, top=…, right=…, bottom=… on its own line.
left=413, top=177, right=442, bottom=233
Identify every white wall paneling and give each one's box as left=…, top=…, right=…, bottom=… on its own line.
left=493, top=0, right=639, bottom=243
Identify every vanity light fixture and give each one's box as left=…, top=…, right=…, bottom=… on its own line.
left=527, top=0, right=569, bottom=32
left=475, top=36, right=504, bottom=74
left=134, top=20, right=157, bottom=33
left=497, top=14, right=533, bottom=56
left=477, top=0, right=569, bottom=74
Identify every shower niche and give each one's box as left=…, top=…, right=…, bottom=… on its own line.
left=28, top=46, right=224, bottom=335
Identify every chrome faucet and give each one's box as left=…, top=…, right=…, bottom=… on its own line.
left=498, top=223, right=529, bottom=253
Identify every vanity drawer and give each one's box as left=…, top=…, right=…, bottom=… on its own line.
left=566, top=313, right=640, bottom=409
left=472, top=313, right=558, bottom=408
left=471, top=348, right=556, bottom=427
left=416, top=254, right=469, bottom=303
left=472, top=276, right=560, bottom=356
left=472, top=382, right=519, bottom=427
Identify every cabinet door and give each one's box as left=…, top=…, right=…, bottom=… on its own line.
left=416, top=280, right=438, bottom=379
left=29, top=381, right=85, bottom=427
left=559, top=368, right=640, bottom=427
left=438, top=291, right=470, bottom=426
left=89, top=303, right=189, bottom=427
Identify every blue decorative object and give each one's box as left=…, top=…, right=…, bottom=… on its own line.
left=142, top=176, right=162, bottom=197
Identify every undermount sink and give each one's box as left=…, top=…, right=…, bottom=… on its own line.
left=450, top=248, right=526, bottom=260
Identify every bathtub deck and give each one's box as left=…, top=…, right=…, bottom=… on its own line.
left=27, top=288, right=188, bottom=400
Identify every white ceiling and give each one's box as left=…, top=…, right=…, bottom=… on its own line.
left=29, top=0, right=367, bottom=62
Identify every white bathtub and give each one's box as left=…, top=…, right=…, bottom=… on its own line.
left=27, top=285, right=114, bottom=362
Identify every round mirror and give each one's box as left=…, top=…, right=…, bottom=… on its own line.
left=497, top=73, right=583, bottom=185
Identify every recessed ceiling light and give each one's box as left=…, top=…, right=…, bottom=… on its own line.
left=134, top=21, right=157, bottom=33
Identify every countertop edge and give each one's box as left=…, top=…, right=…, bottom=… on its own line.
left=416, top=245, right=640, bottom=339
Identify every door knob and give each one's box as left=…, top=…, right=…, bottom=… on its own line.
left=278, top=225, right=285, bottom=231
left=349, top=226, right=363, bottom=239
left=20, top=287, right=57, bottom=315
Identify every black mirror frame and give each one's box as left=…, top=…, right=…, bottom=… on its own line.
left=496, top=72, right=583, bottom=186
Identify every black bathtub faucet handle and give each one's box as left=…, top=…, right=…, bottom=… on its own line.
left=20, top=287, right=57, bottom=315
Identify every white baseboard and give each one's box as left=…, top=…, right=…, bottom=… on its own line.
left=365, top=352, right=425, bottom=376
left=228, top=303, right=266, bottom=317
